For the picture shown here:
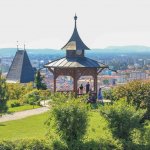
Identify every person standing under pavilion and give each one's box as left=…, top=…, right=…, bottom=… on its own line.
left=86, top=82, right=90, bottom=94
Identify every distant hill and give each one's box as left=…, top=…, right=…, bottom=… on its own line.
left=0, top=46, right=150, bottom=57
left=0, top=48, right=64, bottom=57
left=103, top=45, right=150, bottom=53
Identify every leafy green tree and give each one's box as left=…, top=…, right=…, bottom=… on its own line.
left=0, top=77, right=8, bottom=114
left=7, top=83, right=33, bottom=100
left=46, top=99, right=89, bottom=149
left=109, top=80, right=150, bottom=120
left=100, top=99, right=146, bottom=142
left=34, top=70, right=47, bottom=90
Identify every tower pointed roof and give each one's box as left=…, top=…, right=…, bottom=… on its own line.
left=6, top=47, right=35, bottom=83
left=61, top=14, right=90, bottom=50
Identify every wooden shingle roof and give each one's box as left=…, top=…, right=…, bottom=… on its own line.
left=6, top=50, right=35, bottom=83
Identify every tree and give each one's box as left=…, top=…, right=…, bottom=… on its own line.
left=108, top=80, right=150, bottom=121
left=0, top=77, right=8, bottom=114
left=100, top=99, right=146, bottom=141
left=34, top=70, right=47, bottom=90
left=7, top=83, right=33, bottom=100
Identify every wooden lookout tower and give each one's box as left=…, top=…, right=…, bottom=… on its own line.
left=44, top=15, right=108, bottom=96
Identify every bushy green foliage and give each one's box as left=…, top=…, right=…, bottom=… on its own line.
left=22, top=89, right=41, bottom=105
left=0, top=138, right=123, bottom=150
left=106, top=80, right=150, bottom=120
left=103, top=88, right=114, bottom=100
left=7, top=99, right=22, bottom=107
left=100, top=99, right=146, bottom=149
left=0, top=140, right=15, bottom=150
left=129, top=121, right=150, bottom=149
left=46, top=98, right=89, bottom=149
left=10, top=101, right=21, bottom=108
left=0, top=77, right=8, bottom=114
left=0, top=139, right=51, bottom=150
left=22, top=89, right=51, bottom=105
left=49, top=92, right=87, bottom=106
left=100, top=99, right=146, bottom=140
left=7, top=82, right=33, bottom=100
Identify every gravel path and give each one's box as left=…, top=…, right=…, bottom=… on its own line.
left=0, top=107, right=49, bottom=123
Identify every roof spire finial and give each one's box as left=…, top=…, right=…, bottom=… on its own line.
left=24, top=44, right=26, bottom=50
left=17, top=41, right=19, bottom=50
left=74, top=13, right=77, bottom=27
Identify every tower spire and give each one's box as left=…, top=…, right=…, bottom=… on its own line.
left=24, top=44, right=26, bottom=50
left=17, top=41, right=19, bottom=50
left=61, top=14, right=90, bottom=51
left=74, top=14, right=77, bottom=28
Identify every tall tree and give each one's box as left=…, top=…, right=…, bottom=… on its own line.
left=0, top=76, right=8, bottom=114
left=34, top=70, right=47, bottom=90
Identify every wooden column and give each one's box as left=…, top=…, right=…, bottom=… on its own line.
left=73, top=69, right=78, bottom=97
left=93, top=73, right=98, bottom=94
left=54, top=76, right=56, bottom=92
left=73, top=77, right=78, bottom=97
left=53, top=69, right=56, bottom=92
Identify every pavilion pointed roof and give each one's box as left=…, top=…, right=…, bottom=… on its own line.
left=61, top=14, right=90, bottom=50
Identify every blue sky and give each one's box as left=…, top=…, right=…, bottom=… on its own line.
left=0, top=0, right=150, bottom=49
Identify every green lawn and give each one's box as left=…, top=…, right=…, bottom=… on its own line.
left=0, top=113, right=48, bottom=140
left=8, top=105, right=41, bottom=113
left=0, top=111, right=111, bottom=141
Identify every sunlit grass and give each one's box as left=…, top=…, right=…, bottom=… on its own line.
left=8, top=105, right=41, bottom=113
left=0, top=112, right=48, bottom=140
left=0, top=110, right=111, bottom=141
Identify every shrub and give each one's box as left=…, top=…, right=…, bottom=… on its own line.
left=103, top=89, right=112, bottom=100
left=100, top=99, right=146, bottom=140
left=7, top=83, right=33, bottom=100
left=108, top=80, right=150, bottom=120
left=8, top=100, right=21, bottom=108
left=22, top=89, right=51, bottom=105
left=22, top=89, right=40, bottom=105
left=15, top=139, right=51, bottom=150
left=10, top=101, right=21, bottom=108
left=0, top=139, right=51, bottom=150
left=38, top=89, right=51, bottom=100
left=46, top=99, right=89, bottom=149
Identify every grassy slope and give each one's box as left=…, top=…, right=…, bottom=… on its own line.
left=0, top=113, right=48, bottom=140
left=8, top=105, right=41, bottom=113
left=86, top=111, right=111, bottom=141
left=0, top=111, right=110, bottom=141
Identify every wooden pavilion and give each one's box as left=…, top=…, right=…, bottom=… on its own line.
left=44, top=15, right=108, bottom=96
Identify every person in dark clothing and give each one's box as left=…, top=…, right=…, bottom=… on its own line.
left=79, top=84, right=83, bottom=94
left=86, top=82, right=90, bottom=94
left=87, top=92, right=96, bottom=103
left=98, top=87, right=104, bottom=105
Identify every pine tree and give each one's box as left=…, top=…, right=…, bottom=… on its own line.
left=34, top=70, right=47, bottom=90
